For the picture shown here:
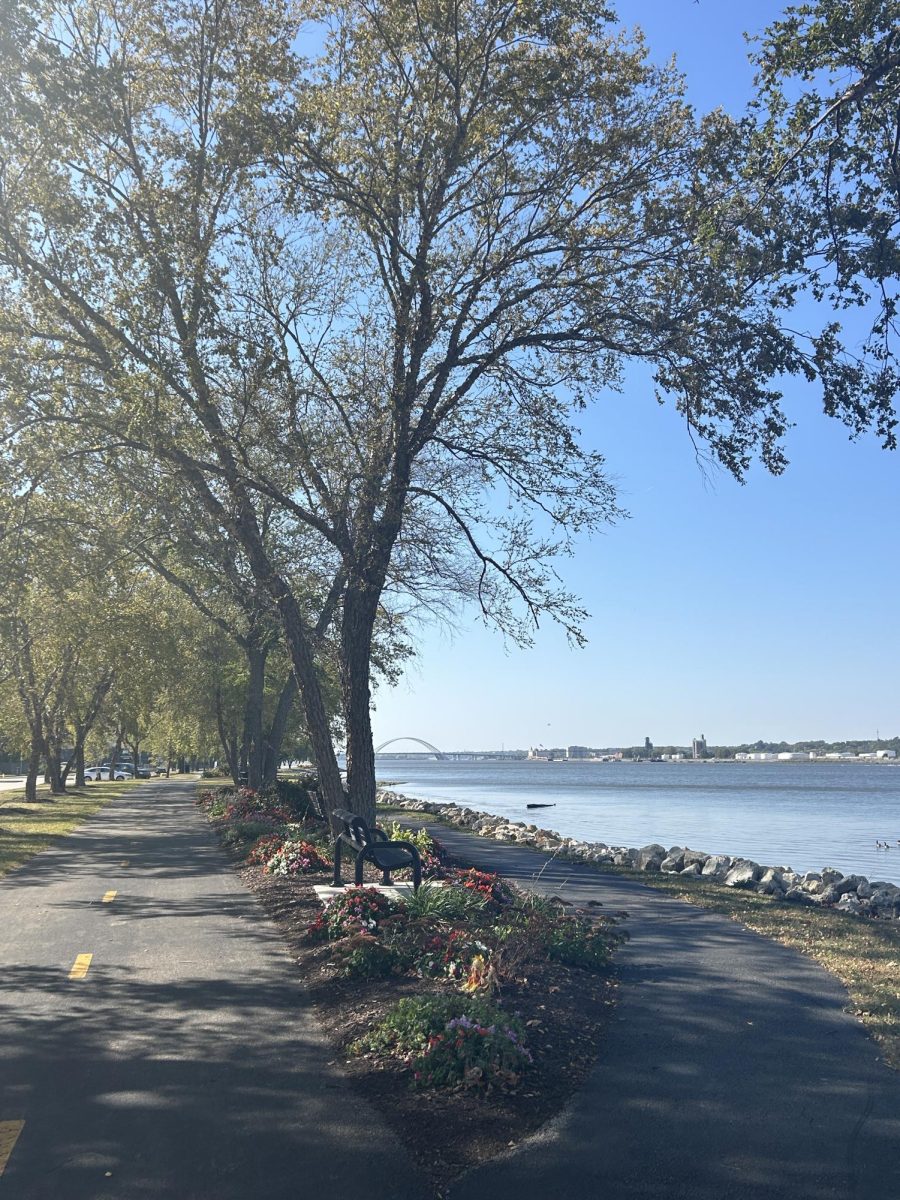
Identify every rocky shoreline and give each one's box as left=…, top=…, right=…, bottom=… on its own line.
left=378, top=789, right=900, bottom=921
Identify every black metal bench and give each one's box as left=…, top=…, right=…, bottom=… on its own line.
left=331, top=809, right=422, bottom=891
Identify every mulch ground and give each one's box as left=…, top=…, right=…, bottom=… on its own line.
left=239, top=859, right=620, bottom=1194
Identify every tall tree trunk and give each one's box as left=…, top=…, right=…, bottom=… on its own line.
left=46, top=743, right=65, bottom=794
left=262, top=672, right=296, bottom=787
left=62, top=673, right=114, bottom=789
left=25, top=731, right=42, bottom=803
left=222, top=507, right=344, bottom=819
left=243, top=641, right=267, bottom=790
left=267, top=580, right=345, bottom=824
left=341, top=585, right=379, bottom=826
left=214, top=687, right=241, bottom=785
left=110, top=733, right=123, bottom=775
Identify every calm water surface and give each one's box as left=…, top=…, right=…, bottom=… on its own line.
left=376, top=759, right=900, bottom=885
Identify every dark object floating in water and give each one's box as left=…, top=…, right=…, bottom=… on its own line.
left=526, top=802, right=556, bottom=808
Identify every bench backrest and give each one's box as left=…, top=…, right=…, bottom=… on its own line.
left=332, top=808, right=375, bottom=848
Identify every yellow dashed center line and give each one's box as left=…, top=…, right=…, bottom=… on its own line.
left=68, top=953, right=93, bottom=980
left=102, top=891, right=117, bottom=903
left=0, top=1121, right=24, bottom=1176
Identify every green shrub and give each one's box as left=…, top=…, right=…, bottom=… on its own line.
left=306, top=886, right=401, bottom=941
left=245, top=833, right=287, bottom=865
left=545, top=915, right=623, bottom=971
left=384, top=822, right=448, bottom=880
left=354, top=994, right=531, bottom=1090
left=450, top=867, right=514, bottom=906
left=400, top=881, right=486, bottom=922
left=491, top=896, right=626, bottom=979
left=265, top=839, right=331, bottom=877
left=331, top=931, right=405, bottom=979
left=272, top=778, right=322, bottom=822
left=220, top=820, right=278, bottom=850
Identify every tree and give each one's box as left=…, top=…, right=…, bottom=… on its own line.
left=0, top=0, right=896, bottom=826
left=0, top=490, right=124, bottom=797
left=751, top=0, right=900, bottom=439
left=266, top=0, right=898, bottom=816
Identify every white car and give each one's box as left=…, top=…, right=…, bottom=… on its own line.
left=84, top=765, right=133, bottom=782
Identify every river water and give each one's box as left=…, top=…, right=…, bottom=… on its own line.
left=376, top=759, right=900, bottom=885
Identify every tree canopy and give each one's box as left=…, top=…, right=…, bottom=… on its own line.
left=0, top=0, right=896, bottom=816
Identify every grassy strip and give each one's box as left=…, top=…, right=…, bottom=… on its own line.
left=0, top=779, right=142, bottom=877
left=384, top=805, right=900, bottom=1071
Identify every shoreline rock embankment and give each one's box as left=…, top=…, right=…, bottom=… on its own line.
left=377, top=789, right=900, bottom=922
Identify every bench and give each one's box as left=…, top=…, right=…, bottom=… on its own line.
left=331, top=808, right=422, bottom=891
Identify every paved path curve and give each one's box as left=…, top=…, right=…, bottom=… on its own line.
left=0, top=780, right=425, bottom=1199
left=413, top=821, right=900, bottom=1200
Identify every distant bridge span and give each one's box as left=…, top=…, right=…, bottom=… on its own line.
left=374, top=737, right=446, bottom=760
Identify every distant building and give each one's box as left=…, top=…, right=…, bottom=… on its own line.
left=692, top=734, right=707, bottom=760
left=566, top=746, right=590, bottom=760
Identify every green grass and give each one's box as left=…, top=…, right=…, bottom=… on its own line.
left=0, top=779, right=142, bottom=877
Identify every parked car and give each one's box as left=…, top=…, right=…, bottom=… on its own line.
left=105, top=760, right=140, bottom=778
left=84, top=765, right=132, bottom=782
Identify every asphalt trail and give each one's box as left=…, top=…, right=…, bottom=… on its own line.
left=408, top=820, right=900, bottom=1200
left=4, top=783, right=898, bottom=1200
left=0, top=780, right=425, bottom=1199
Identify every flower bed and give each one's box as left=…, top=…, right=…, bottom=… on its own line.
left=198, top=782, right=626, bottom=1188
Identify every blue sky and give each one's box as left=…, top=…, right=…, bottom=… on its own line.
left=372, top=1, right=900, bottom=752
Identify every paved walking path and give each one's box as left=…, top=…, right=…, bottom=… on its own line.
left=3, top=785, right=899, bottom=1199
left=418, top=821, right=900, bottom=1200
left=0, top=781, right=425, bottom=1199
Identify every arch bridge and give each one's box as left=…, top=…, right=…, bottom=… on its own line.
left=374, top=737, right=447, bottom=760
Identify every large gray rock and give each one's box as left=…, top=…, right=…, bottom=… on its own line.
left=682, top=850, right=708, bottom=869
left=832, top=874, right=865, bottom=897
left=701, top=854, right=732, bottom=877
left=724, top=861, right=761, bottom=888
left=679, top=862, right=702, bottom=876
left=820, top=867, right=844, bottom=886
left=784, top=885, right=819, bottom=906
left=635, top=844, right=666, bottom=871
left=660, top=850, right=686, bottom=873
left=757, top=867, right=784, bottom=895
left=870, top=887, right=900, bottom=917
